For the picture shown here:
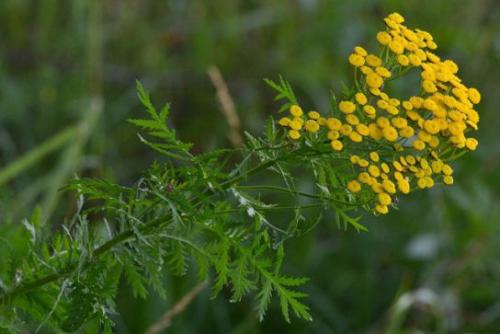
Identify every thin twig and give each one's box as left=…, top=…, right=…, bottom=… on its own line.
left=207, top=65, right=243, bottom=147
left=145, top=281, right=208, bottom=334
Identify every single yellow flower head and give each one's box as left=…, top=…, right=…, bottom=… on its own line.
left=278, top=117, right=291, bottom=126
left=408, top=54, right=422, bottom=66
left=289, top=118, right=303, bottom=130
left=366, top=54, right=382, bottom=67
left=465, top=137, right=478, bottom=151
left=378, top=192, right=392, bottom=206
left=376, top=31, right=392, bottom=45
left=349, top=53, right=366, bottom=67
left=389, top=41, right=404, bottom=54
left=397, top=54, right=410, bottom=66
left=398, top=179, right=410, bottom=194
left=369, top=152, right=380, bottom=162
left=413, top=139, right=426, bottom=151
left=290, top=104, right=303, bottom=117
left=346, top=114, right=359, bottom=125
left=340, top=124, right=353, bottom=136
left=305, top=120, right=320, bottom=133
left=388, top=12, right=405, bottom=24
left=288, top=130, right=301, bottom=140
left=468, top=88, right=481, bottom=104
left=417, top=177, right=428, bottom=189
left=376, top=67, right=392, bottom=78
left=339, top=101, right=356, bottom=114
left=327, top=130, right=340, bottom=140
left=382, top=126, right=398, bottom=142
left=308, top=111, right=320, bottom=120
left=354, top=46, right=368, bottom=56
left=330, top=140, right=343, bottom=151
left=350, top=155, right=360, bottom=164
left=363, top=105, right=376, bottom=116
left=368, top=165, right=381, bottom=177
left=349, top=131, right=363, bottom=143
left=356, top=124, right=370, bottom=136
left=443, top=175, right=454, bottom=185
left=326, top=117, right=342, bottom=130
left=356, top=159, right=368, bottom=168
left=375, top=204, right=389, bottom=215
left=366, top=72, right=384, bottom=89
left=422, top=80, right=437, bottom=93
left=355, top=92, right=368, bottom=105
left=347, top=180, right=362, bottom=193
left=382, top=179, right=396, bottom=194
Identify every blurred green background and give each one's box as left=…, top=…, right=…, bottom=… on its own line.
left=1, top=0, right=500, bottom=333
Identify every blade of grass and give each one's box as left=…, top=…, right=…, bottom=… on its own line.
left=40, top=98, right=102, bottom=221
left=0, top=126, right=78, bottom=187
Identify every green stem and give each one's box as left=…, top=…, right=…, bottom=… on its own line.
left=235, top=185, right=358, bottom=206
left=215, top=203, right=324, bottom=215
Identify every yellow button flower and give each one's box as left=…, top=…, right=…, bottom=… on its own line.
left=290, top=104, right=303, bottom=117
left=378, top=192, right=392, bottom=205
left=347, top=180, right=362, bottom=193
left=305, top=120, right=320, bottom=133
left=465, top=137, right=478, bottom=151
left=413, top=139, right=426, bottom=151
left=375, top=204, right=389, bottom=215
left=408, top=54, right=422, bottom=66
left=358, top=159, right=369, bottom=168
left=382, top=180, right=396, bottom=194
left=398, top=179, right=410, bottom=194
left=326, top=117, right=342, bottom=130
left=327, top=130, right=340, bottom=140
left=443, top=175, right=454, bottom=185
left=308, top=111, right=320, bottom=120
left=346, top=114, right=359, bottom=125
left=422, top=80, right=437, bottom=93
left=368, top=165, right=381, bottom=177
left=389, top=41, right=404, bottom=54
left=330, top=140, right=343, bottom=151
left=349, top=131, right=363, bottom=143
left=358, top=172, right=371, bottom=184
left=376, top=31, right=392, bottom=45
left=366, top=54, right=383, bottom=67
left=339, top=101, right=356, bottom=114
left=349, top=53, right=366, bottom=67
left=423, top=120, right=440, bottom=135
left=288, top=130, right=301, bottom=140
left=356, top=124, right=370, bottom=136
left=340, top=124, right=353, bottom=135
left=376, top=67, right=392, bottom=78
left=382, top=126, right=398, bottom=142
left=366, top=72, right=384, bottom=89
left=355, top=92, right=368, bottom=105
left=363, top=105, right=376, bottom=116
left=369, top=152, right=380, bottom=162
left=468, top=88, right=481, bottom=104
left=354, top=46, right=368, bottom=56
left=289, top=118, right=303, bottom=130
left=278, top=117, right=291, bottom=126
left=397, top=55, right=410, bottom=66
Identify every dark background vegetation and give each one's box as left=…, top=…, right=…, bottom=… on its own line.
left=1, top=0, right=500, bottom=333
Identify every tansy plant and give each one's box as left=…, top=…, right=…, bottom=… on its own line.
left=0, top=12, right=480, bottom=332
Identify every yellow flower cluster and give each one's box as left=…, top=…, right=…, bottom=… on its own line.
left=277, top=12, right=481, bottom=215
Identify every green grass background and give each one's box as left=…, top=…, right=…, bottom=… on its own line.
left=1, top=0, right=499, bottom=332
